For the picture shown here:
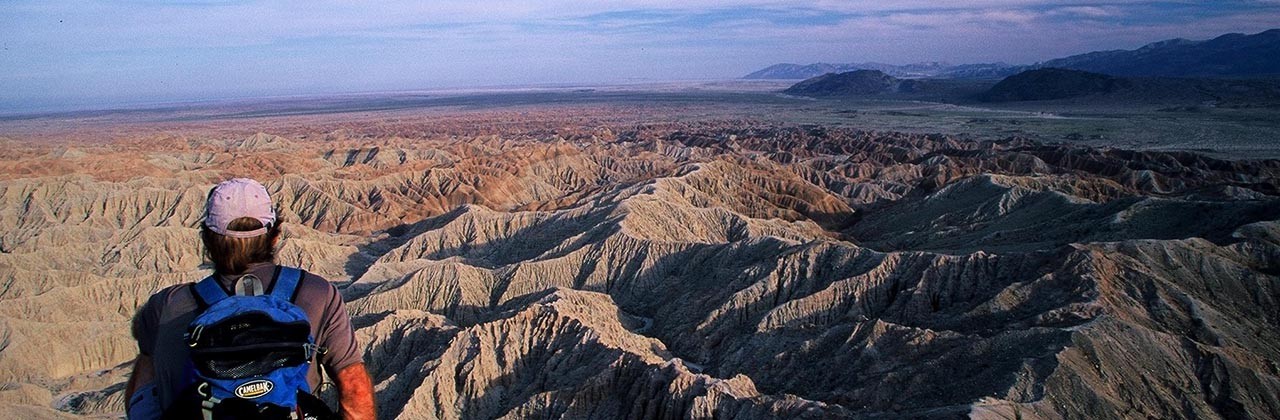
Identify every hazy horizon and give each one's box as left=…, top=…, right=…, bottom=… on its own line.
left=4, top=0, right=1279, bottom=112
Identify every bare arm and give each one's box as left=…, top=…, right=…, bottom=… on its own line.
left=335, top=363, right=375, bottom=420
left=124, top=354, right=155, bottom=410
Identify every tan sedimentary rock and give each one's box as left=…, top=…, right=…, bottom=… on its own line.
left=0, top=118, right=1276, bottom=419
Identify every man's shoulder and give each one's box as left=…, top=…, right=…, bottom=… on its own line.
left=142, top=282, right=196, bottom=308
left=285, top=268, right=348, bottom=328
left=293, top=267, right=337, bottom=292
left=134, top=280, right=201, bottom=337
left=286, top=267, right=342, bottom=306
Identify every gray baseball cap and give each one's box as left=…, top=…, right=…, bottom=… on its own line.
left=204, top=178, right=276, bottom=238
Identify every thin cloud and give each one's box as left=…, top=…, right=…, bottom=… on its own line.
left=1050, top=6, right=1123, bottom=17
left=1, top=0, right=1278, bottom=110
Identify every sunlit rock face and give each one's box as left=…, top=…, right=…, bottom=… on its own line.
left=1, top=110, right=1277, bottom=419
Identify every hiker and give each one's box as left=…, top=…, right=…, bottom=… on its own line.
left=124, top=178, right=375, bottom=420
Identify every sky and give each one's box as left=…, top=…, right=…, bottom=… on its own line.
left=2, top=1, right=1279, bottom=112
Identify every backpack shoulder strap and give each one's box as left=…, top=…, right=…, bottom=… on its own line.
left=269, top=266, right=305, bottom=303
left=192, top=275, right=230, bottom=309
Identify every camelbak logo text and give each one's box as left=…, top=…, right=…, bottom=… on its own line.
left=234, top=380, right=274, bottom=399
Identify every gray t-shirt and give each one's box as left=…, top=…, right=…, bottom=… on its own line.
left=132, top=263, right=362, bottom=410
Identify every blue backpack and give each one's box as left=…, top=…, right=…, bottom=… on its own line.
left=177, top=267, right=323, bottom=420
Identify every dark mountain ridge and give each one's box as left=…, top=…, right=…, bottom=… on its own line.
left=1040, top=29, right=1280, bottom=77
left=784, top=67, right=1280, bottom=105
left=746, top=62, right=1014, bottom=80
left=782, top=70, right=901, bottom=96
left=979, top=68, right=1134, bottom=102
left=781, top=70, right=993, bottom=101
left=748, top=28, right=1280, bottom=80
left=980, top=68, right=1280, bottom=104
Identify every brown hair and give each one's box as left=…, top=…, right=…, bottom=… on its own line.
left=201, top=216, right=282, bottom=275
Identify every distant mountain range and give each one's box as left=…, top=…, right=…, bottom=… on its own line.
left=1037, top=29, right=1280, bottom=77
left=747, top=28, right=1280, bottom=80
left=781, top=67, right=1280, bottom=105
left=744, top=62, right=1014, bottom=80
left=978, top=68, right=1280, bottom=104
